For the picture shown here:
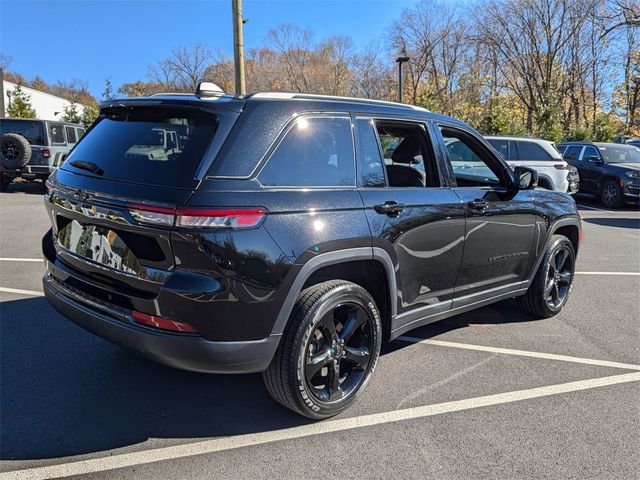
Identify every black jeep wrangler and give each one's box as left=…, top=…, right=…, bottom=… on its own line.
left=42, top=85, right=581, bottom=418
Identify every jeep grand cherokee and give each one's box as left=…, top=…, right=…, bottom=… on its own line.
left=42, top=85, right=581, bottom=418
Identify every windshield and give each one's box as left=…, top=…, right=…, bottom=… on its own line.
left=0, top=120, right=45, bottom=145
left=62, top=107, right=217, bottom=188
left=599, top=145, right=640, bottom=163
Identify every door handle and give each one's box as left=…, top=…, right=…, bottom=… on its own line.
left=374, top=201, right=405, bottom=216
left=468, top=199, right=488, bottom=210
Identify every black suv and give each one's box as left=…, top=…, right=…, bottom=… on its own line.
left=42, top=87, right=581, bottom=418
left=558, top=141, right=640, bottom=208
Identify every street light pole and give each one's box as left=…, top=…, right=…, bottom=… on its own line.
left=396, top=56, right=410, bottom=103
left=232, top=0, right=246, bottom=95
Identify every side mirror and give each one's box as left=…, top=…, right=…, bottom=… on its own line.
left=586, top=156, right=602, bottom=163
left=513, top=166, right=538, bottom=190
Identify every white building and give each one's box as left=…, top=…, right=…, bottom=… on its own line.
left=2, top=80, right=85, bottom=121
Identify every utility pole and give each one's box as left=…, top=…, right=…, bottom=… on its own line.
left=232, top=0, right=246, bottom=95
left=396, top=56, right=410, bottom=103
left=0, top=68, right=5, bottom=118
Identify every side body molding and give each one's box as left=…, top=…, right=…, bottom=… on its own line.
left=270, top=247, right=398, bottom=336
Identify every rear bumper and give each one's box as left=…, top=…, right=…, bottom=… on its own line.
left=1, top=165, right=55, bottom=177
left=43, top=274, right=280, bottom=374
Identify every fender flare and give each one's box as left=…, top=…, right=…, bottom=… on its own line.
left=270, top=247, right=397, bottom=335
left=526, top=216, right=581, bottom=284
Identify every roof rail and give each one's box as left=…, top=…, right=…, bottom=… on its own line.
left=247, top=92, right=429, bottom=112
left=150, top=92, right=194, bottom=97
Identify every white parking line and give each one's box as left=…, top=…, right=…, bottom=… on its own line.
left=3, top=371, right=638, bottom=480
left=576, top=271, right=640, bottom=276
left=0, top=287, right=44, bottom=297
left=576, top=204, right=614, bottom=213
left=398, top=336, right=640, bottom=371
left=0, top=258, right=42, bottom=262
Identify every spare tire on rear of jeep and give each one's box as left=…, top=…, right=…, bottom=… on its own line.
left=0, top=133, right=32, bottom=169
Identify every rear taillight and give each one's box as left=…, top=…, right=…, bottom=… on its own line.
left=176, top=208, right=266, bottom=228
left=554, top=163, right=570, bottom=170
left=128, top=204, right=266, bottom=229
left=132, top=310, right=198, bottom=333
left=42, top=148, right=51, bottom=158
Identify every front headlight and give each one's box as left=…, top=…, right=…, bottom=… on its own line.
left=624, top=171, right=640, bottom=178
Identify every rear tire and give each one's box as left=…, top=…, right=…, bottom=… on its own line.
left=601, top=179, right=624, bottom=208
left=0, top=177, right=10, bottom=192
left=263, top=280, right=382, bottom=419
left=0, top=133, right=31, bottom=169
left=519, top=235, right=575, bottom=318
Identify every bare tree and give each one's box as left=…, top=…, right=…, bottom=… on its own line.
left=148, top=42, right=213, bottom=92
left=351, top=42, right=396, bottom=100
left=267, top=24, right=314, bottom=92
left=318, top=36, right=354, bottom=95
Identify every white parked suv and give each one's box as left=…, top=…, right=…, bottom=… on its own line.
left=485, top=136, right=579, bottom=193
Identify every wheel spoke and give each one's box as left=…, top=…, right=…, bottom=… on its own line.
left=339, top=308, right=366, bottom=342
left=306, top=348, right=332, bottom=379
left=551, top=283, right=559, bottom=306
left=328, top=361, right=343, bottom=400
left=555, top=249, right=567, bottom=271
left=343, top=345, right=370, bottom=370
left=318, top=311, right=337, bottom=338
left=544, top=278, right=555, bottom=297
left=558, top=271, right=572, bottom=284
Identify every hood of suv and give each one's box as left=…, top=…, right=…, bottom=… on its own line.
left=610, top=163, right=640, bottom=172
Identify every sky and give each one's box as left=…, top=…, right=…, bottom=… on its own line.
left=0, top=0, right=420, bottom=97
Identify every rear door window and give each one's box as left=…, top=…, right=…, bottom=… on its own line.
left=62, top=107, right=218, bottom=188
left=65, top=126, right=77, bottom=144
left=487, top=139, right=509, bottom=160
left=562, top=145, right=583, bottom=161
left=516, top=141, right=553, bottom=161
left=258, top=116, right=355, bottom=187
left=375, top=121, right=439, bottom=187
left=0, top=120, right=45, bottom=145
left=354, top=118, right=385, bottom=187
left=49, top=124, right=66, bottom=145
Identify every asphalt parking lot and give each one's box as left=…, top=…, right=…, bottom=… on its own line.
left=0, top=183, right=638, bottom=480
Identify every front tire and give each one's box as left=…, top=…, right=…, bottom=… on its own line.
left=601, top=179, right=624, bottom=208
left=263, top=280, right=382, bottom=419
left=519, top=235, right=575, bottom=318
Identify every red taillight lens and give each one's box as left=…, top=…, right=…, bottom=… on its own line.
left=554, top=163, right=570, bottom=170
left=128, top=204, right=266, bottom=229
left=132, top=310, right=198, bottom=333
left=176, top=208, right=266, bottom=228
left=42, top=148, right=51, bottom=158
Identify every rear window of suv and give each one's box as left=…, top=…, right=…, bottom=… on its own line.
left=515, top=141, right=554, bottom=161
left=0, top=120, right=45, bottom=145
left=63, top=107, right=218, bottom=188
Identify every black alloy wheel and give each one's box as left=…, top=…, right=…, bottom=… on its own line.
left=263, top=280, right=382, bottom=419
left=543, top=244, right=573, bottom=310
left=601, top=180, right=624, bottom=208
left=304, top=302, right=374, bottom=403
left=1, top=140, right=19, bottom=161
left=518, top=234, right=576, bottom=318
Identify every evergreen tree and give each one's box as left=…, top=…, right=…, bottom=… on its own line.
left=7, top=85, right=36, bottom=118
left=102, top=79, right=115, bottom=100
left=61, top=102, right=82, bottom=124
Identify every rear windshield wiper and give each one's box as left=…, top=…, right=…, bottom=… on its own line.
left=69, top=160, right=104, bottom=175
